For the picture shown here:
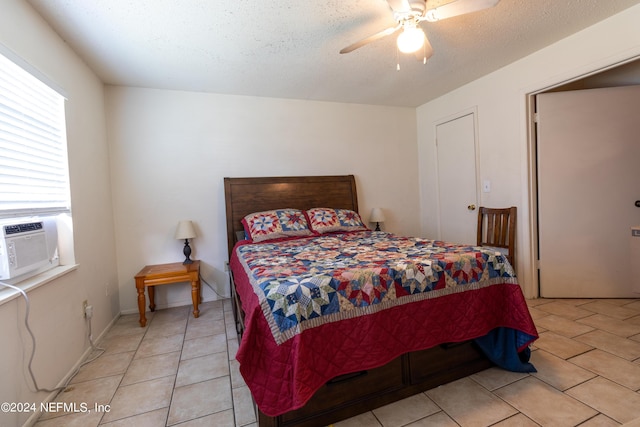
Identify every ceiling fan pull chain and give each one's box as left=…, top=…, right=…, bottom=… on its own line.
left=396, top=46, right=401, bottom=71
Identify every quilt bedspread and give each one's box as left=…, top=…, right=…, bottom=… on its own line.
left=236, top=231, right=516, bottom=344
left=231, top=231, right=538, bottom=416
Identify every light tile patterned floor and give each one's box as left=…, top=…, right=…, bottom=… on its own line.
left=34, top=298, right=640, bottom=427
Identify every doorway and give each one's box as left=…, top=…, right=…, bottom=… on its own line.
left=528, top=55, right=640, bottom=298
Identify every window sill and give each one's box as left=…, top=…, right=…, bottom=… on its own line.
left=0, top=264, right=79, bottom=306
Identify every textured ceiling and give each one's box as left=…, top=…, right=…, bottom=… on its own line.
left=26, top=0, right=640, bottom=107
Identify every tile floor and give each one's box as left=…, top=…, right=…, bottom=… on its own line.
left=34, top=298, right=640, bottom=427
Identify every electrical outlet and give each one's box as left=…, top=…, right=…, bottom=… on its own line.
left=82, top=300, right=88, bottom=318
left=105, top=282, right=109, bottom=297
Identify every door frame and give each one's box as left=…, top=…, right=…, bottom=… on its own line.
left=524, top=55, right=640, bottom=298
left=433, top=106, right=481, bottom=241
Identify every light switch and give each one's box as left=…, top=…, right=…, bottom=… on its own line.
left=483, top=180, right=491, bottom=193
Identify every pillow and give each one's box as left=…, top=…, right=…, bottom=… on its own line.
left=242, top=209, right=313, bottom=243
left=306, top=208, right=368, bottom=234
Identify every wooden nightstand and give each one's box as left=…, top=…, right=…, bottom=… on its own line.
left=134, top=260, right=201, bottom=327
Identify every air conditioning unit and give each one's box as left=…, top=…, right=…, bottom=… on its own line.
left=0, top=217, right=59, bottom=281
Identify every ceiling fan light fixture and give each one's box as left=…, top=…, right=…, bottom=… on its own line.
left=339, top=0, right=500, bottom=57
left=396, top=25, right=425, bottom=54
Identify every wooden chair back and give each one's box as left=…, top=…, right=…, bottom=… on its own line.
left=477, top=206, right=517, bottom=268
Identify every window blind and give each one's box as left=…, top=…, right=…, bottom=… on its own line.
left=0, top=52, right=70, bottom=218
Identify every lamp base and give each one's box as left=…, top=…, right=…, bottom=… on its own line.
left=183, top=239, right=193, bottom=264
left=375, top=222, right=381, bottom=231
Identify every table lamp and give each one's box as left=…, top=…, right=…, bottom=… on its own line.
left=175, top=220, right=197, bottom=264
left=369, top=208, right=385, bottom=231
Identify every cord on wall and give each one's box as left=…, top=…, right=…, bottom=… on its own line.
left=199, top=273, right=226, bottom=299
left=0, top=281, right=105, bottom=394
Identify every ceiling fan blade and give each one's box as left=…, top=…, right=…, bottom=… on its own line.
left=413, top=33, right=434, bottom=62
left=423, top=0, right=500, bottom=22
left=339, top=24, right=402, bottom=54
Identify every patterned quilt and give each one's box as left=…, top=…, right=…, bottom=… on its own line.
left=230, top=231, right=538, bottom=417
left=235, top=231, right=517, bottom=344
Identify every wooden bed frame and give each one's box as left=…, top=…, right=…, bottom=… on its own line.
left=224, top=175, right=492, bottom=427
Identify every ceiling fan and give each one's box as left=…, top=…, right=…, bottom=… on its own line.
left=340, top=0, right=500, bottom=60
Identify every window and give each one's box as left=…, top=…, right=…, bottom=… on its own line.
left=0, top=49, right=73, bottom=285
left=0, top=51, right=70, bottom=219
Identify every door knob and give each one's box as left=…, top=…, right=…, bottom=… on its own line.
left=635, top=200, right=640, bottom=208
left=467, top=204, right=476, bottom=211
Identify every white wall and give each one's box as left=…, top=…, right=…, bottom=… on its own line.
left=417, top=4, right=640, bottom=298
left=106, top=87, right=420, bottom=314
left=0, top=1, right=118, bottom=425
left=5, top=2, right=636, bottom=422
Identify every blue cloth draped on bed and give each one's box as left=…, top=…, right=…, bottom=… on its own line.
left=475, top=327, right=537, bottom=373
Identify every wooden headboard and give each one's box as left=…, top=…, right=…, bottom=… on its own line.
left=223, top=175, right=358, bottom=257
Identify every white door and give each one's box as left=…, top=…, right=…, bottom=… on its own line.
left=436, top=112, right=478, bottom=245
left=537, top=85, right=640, bottom=298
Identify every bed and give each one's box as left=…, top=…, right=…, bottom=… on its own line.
left=224, top=175, right=538, bottom=427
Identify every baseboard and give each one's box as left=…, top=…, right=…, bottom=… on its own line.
left=119, top=295, right=222, bottom=316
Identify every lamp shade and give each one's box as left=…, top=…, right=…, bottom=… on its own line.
left=174, top=220, right=196, bottom=240
left=369, top=208, right=385, bottom=223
